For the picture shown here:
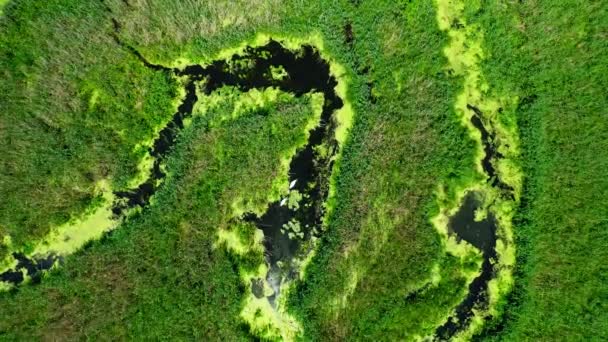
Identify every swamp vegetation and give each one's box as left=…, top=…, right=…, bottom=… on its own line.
left=0, top=0, right=606, bottom=340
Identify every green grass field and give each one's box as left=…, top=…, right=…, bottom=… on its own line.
left=0, top=0, right=606, bottom=340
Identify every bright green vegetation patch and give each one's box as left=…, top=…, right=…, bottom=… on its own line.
left=1, top=0, right=607, bottom=340
left=0, top=0, right=8, bottom=15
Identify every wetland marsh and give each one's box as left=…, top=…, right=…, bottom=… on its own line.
left=0, top=0, right=606, bottom=340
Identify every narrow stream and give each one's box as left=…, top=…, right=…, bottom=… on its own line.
left=0, top=38, right=343, bottom=305
left=467, top=104, right=514, bottom=196
left=1, top=11, right=507, bottom=340
left=434, top=106, right=514, bottom=340
left=435, top=192, right=497, bottom=340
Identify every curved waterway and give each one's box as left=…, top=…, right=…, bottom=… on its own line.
left=431, top=0, right=522, bottom=339
left=434, top=107, right=516, bottom=341
left=435, top=192, right=497, bottom=340
left=0, top=37, right=344, bottom=309
left=2, top=3, right=514, bottom=339
left=240, top=46, right=342, bottom=305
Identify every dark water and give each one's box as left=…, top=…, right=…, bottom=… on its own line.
left=430, top=105, right=517, bottom=340
left=1, top=37, right=343, bottom=299
left=0, top=253, right=58, bottom=285
left=449, top=193, right=496, bottom=254
left=435, top=192, right=497, bottom=340
left=467, top=104, right=514, bottom=197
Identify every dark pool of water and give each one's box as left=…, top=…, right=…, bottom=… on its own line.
left=434, top=192, right=498, bottom=340
left=0, top=253, right=58, bottom=285
left=449, top=193, right=496, bottom=254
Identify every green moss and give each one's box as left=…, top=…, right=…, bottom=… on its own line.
left=30, top=181, right=115, bottom=257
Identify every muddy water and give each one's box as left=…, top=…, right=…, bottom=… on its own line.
left=1, top=40, right=343, bottom=300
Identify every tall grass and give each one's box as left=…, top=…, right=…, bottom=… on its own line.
left=465, top=1, right=608, bottom=340
left=1, top=0, right=605, bottom=340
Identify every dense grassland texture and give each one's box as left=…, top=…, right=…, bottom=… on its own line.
left=465, top=1, right=608, bottom=340
left=0, top=0, right=607, bottom=340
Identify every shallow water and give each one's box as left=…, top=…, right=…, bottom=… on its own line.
left=435, top=192, right=497, bottom=340
left=0, top=40, right=343, bottom=304
left=432, top=102, right=516, bottom=340
left=467, top=104, right=514, bottom=196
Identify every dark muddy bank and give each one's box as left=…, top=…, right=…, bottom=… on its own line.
left=1, top=39, right=343, bottom=300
